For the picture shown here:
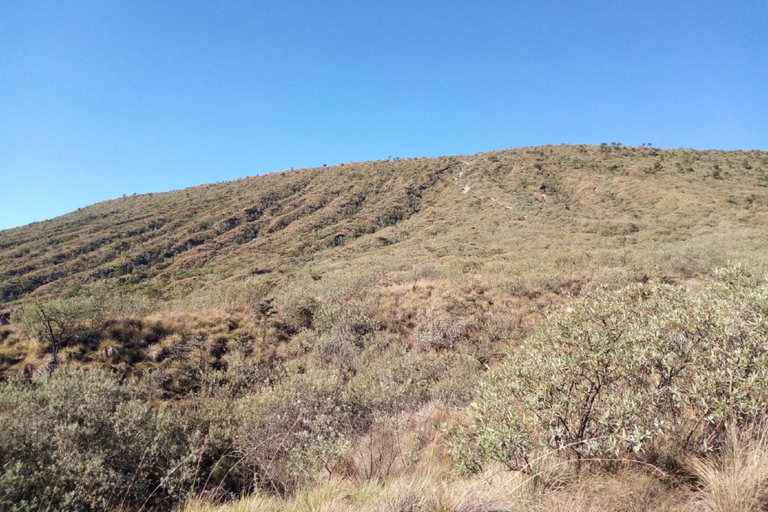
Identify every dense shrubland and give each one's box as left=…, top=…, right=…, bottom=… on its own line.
left=0, top=368, right=201, bottom=511
left=0, top=266, right=513, bottom=509
left=0, top=265, right=767, bottom=510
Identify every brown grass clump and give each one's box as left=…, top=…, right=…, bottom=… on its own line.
left=537, top=469, right=688, bottom=512
left=687, top=424, right=768, bottom=512
left=96, top=338, right=122, bottom=363
left=181, top=463, right=689, bottom=512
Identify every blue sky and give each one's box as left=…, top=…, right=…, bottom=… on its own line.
left=1, top=1, right=766, bottom=230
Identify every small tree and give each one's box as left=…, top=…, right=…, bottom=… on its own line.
left=15, top=297, right=103, bottom=366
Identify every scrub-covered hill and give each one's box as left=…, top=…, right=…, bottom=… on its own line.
left=2, top=144, right=767, bottom=307
left=1, top=144, right=768, bottom=511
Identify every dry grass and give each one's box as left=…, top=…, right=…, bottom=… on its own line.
left=687, top=424, right=768, bottom=512
left=2, top=145, right=767, bottom=309
left=181, top=472, right=528, bottom=512
left=181, top=461, right=694, bottom=512
left=179, top=418, right=768, bottom=512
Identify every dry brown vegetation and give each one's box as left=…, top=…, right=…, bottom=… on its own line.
left=1, top=144, right=767, bottom=511
left=2, top=144, right=767, bottom=306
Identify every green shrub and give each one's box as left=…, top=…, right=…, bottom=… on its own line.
left=226, top=369, right=375, bottom=496
left=449, top=268, right=768, bottom=473
left=0, top=368, right=205, bottom=511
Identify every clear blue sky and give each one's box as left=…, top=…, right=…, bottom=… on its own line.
left=1, top=1, right=766, bottom=230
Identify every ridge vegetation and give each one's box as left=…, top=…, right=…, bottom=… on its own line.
left=1, top=144, right=767, bottom=511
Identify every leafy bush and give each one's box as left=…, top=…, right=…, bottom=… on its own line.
left=222, top=369, right=375, bottom=496
left=449, top=268, right=768, bottom=473
left=0, top=368, right=205, bottom=511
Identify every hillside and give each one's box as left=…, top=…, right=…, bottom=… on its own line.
left=1, top=144, right=768, bottom=512
left=2, top=144, right=767, bottom=306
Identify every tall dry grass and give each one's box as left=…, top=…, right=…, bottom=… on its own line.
left=687, top=423, right=768, bottom=512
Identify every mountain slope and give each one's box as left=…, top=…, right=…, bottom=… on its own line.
left=2, top=144, right=768, bottom=511
left=2, top=144, right=766, bottom=306
left=1, top=156, right=460, bottom=302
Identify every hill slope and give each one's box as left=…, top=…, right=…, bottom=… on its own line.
left=2, top=144, right=767, bottom=305
left=2, top=144, right=768, bottom=511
